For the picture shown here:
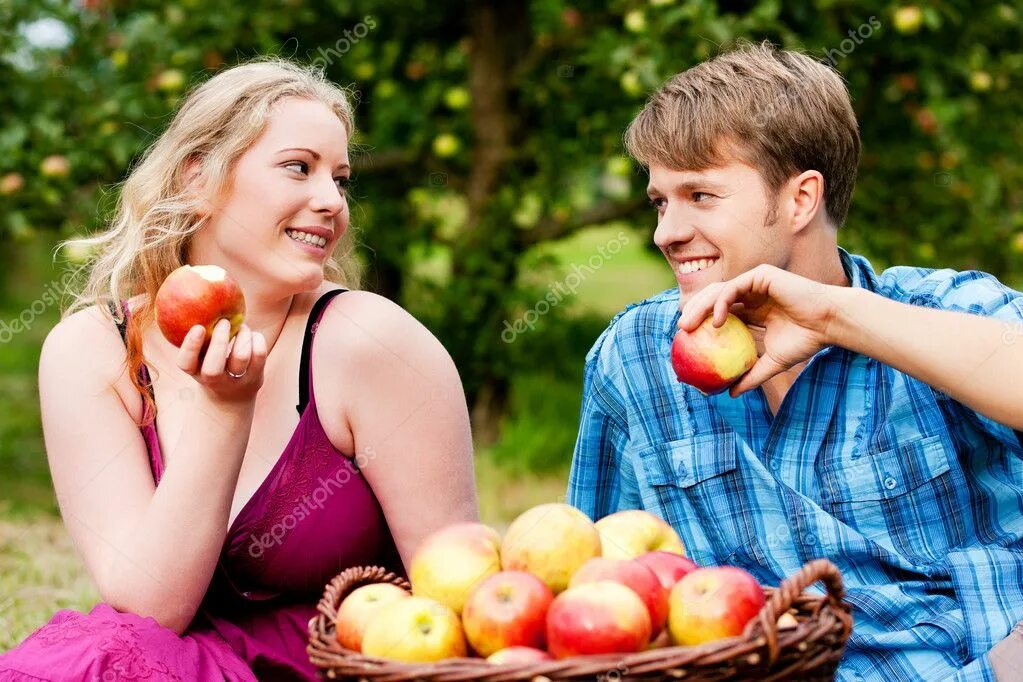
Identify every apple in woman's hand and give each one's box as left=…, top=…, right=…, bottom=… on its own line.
left=670, top=313, right=756, bottom=395
left=155, top=265, right=246, bottom=348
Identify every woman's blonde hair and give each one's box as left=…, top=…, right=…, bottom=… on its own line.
left=58, top=56, right=361, bottom=426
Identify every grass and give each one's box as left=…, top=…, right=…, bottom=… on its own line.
left=0, top=228, right=672, bottom=650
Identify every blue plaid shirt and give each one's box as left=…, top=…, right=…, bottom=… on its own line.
left=568, top=247, right=1023, bottom=681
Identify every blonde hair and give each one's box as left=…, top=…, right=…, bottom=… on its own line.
left=624, top=41, right=860, bottom=227
left=58, top=56, right=362, bottom=426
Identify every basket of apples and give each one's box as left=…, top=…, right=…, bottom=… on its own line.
left=308, top=504, right=852, bottom=680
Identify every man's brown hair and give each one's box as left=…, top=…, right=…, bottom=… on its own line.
left=624, top=41, right=861, bottom=227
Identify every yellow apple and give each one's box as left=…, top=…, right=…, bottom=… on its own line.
left=500, top=503, right=601, bottom=593
left=410, top=522, right=501, bottom=615
left=334, top=583, right=410, bottom=652
left=595, top=510, right=685, bottom=560
left=361, top=596, right=467, bottom=663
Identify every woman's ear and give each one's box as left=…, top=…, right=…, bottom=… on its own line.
left=181, top=157, right=211, bottom=217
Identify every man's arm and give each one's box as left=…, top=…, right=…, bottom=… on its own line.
left=828, top=286, right=1023, bottom=432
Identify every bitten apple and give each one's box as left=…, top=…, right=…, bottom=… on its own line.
left=155, top=264, right=246, bottom=348
left=546, top=580, right=652, bottom=658
left=410, top=522, right=502, bottom=615
left=668, top=566, right=765, bottom=646
left=334, top=583, right=410, bottom=651
left=462, top=571, right=554, bottom=658
left=569, top=558, right=668, bottom=636
left=635, top=551, right=698, bottom=591
left=670, top=313, right=757, bottom=395
left=595, top=510, right=685, bottom=560
left=501, top=503, right=601, bottom=593
left=487, top=646, right=553, bottom=664
left=361, top=596, right=467, bottom=663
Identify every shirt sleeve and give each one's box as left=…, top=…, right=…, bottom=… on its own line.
left=908, top=269, right=1023, bottom=454
left=567, top=328, right=641, bottom=521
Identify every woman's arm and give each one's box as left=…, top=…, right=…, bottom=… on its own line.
left=41, top=307, right=260, bottom=634
left=317, top=291, right=478, bottom=571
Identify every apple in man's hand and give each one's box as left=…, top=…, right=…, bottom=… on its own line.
left=670, top=313, right=757, bottom=395
left=155, top=264, right=246, bottom=348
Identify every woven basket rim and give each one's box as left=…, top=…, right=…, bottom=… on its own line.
left=307, top=559, right=852, bottom=681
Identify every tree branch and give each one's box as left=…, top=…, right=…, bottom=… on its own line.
left=518, top=196, right=648, bottom=247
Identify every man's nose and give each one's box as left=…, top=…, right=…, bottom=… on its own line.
left=653, top=209, right=697, bottom=252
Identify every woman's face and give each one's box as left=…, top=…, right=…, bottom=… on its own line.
left=189, top=96, right=351, bottom=295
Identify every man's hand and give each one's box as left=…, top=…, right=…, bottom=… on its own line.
left=676, top=265, right=840, bottom=396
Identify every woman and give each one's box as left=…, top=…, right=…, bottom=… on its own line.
left=0, top=58, right=478, bottom=680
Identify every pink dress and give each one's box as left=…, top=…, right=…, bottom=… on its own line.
left=0, top=289, right=405, bottom=680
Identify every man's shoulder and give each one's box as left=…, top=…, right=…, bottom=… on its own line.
left=586, top=288, right=679, bottom=365
left=871, top=260, right=1023, bottom=320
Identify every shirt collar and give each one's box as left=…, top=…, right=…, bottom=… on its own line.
left=663, top=247, right=878, bottom=339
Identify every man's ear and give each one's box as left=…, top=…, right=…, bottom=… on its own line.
left=788, top=170, right=825, bottom=234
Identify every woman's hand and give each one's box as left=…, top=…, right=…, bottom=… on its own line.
left=176, top=318, right=267, bottom=403
left=677, top=264, right=840, bottom=396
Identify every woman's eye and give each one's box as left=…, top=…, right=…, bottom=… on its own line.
left=335, top=176, right=350, bottom=191
left=284, top=161, right=309, bottom=174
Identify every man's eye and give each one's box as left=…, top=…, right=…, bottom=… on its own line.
left=692, top=192, right=714, bottom=203
left=648, top=197, right=666, bottom=211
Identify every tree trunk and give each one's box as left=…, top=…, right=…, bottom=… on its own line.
left=447, top=0, right=529, bottom=445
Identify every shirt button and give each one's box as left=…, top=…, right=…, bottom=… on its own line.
left=884, top=476, right=897, bottom=490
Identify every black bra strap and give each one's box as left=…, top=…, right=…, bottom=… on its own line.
left=296, top=289, right=348, bottom=415
left=107, top=300, right=128, bottom=344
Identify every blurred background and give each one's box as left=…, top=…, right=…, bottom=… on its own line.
left=1, top=0, right=1022, bottom=649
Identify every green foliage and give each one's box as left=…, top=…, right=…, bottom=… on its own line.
left=1, top=0, right=1021, bottom=436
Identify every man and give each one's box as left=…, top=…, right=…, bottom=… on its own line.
left=567, top=42, right=1023, bottom=681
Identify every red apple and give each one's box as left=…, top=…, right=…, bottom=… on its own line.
left=636, top=551, right=698, bottom=591
left=668, top=566, right=765, bottom=646
left=462, top=571, right=554, bottom=657
left=546, top=580, right=652, bottom=658
left=334, top=582, right=410, bottom=651
left=569, top=558, right=668, bottom=636
left=487, top=646, right=553, bottom=664
left=155, top=265, right=245, bottom=349
left=670, top=313, right=757, bottom=395
left=410, top=522, right=502, bottom=615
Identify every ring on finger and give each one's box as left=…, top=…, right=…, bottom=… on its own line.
left=226, top=368, right=247, bottom=379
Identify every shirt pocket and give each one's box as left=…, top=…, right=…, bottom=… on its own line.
left=820, top=434, right=967, bottom=564
left=637, top=432, right=754, bottom=566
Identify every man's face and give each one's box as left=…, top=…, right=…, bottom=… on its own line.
left=647, top=159, right=790, bottom=307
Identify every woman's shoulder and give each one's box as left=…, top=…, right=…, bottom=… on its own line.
left=41, top=303, right=134, bottom=391
left=315, top=289, right=450, bottom=363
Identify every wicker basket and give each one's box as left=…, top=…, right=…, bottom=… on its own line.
left=308, top=559, right=852, bottom=681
